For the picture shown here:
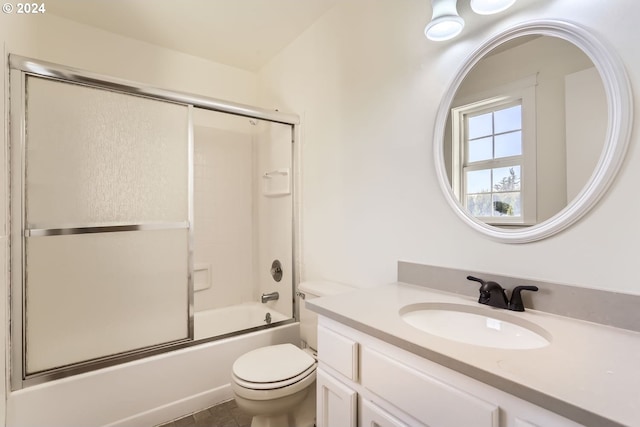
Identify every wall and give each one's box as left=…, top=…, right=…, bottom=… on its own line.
left=191, top=111, right=295, bottom=317
left=565, top=67, right=607, bottom=202
left=255, top=121, right=294, bottom=318
left=258, top=0, right=640, bottom=294
left=193, top=110, right=256, bottom=312
left=0, top=10, right=260, bottom=426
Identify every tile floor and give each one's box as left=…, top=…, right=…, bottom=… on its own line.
left=157, top=399, right=251, bottom=427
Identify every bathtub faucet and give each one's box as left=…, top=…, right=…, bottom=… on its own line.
left=261, top=291, right=279, bottom=303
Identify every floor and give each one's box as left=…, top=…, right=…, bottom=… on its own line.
left=157, top=399, right=252, bottom=427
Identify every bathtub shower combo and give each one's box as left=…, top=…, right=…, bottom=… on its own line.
left=8, top=55, right=298, bottom=389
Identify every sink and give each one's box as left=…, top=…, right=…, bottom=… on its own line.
left=400, top=303, right=551, bottom=349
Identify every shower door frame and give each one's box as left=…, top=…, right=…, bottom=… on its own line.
left=8, top=54, right=300, bottom=389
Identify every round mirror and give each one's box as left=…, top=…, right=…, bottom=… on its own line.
left=433, top=20, right=633, bottom=243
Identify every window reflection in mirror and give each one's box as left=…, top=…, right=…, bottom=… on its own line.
left=444, top=35, right=606, bottom=228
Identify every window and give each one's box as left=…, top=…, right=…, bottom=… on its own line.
left=451, top=82, right=536, bottom=225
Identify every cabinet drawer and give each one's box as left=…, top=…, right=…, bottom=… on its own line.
left=361, top=347, right=499, bottom=427
left=318, top=325, right=359, bottom=381
left=361, top=398, right=418, bottom=427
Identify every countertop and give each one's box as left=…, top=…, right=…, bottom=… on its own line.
left=306, top=282, right=640, bottom=427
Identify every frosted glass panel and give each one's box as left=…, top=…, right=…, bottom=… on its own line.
left=25, top=76, right=189, bottom=228
left=25, top=229, right=189, bottom=374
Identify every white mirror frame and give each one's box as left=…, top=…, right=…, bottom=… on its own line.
left=433, top=19, right=633, bottom=243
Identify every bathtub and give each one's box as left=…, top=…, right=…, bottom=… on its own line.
left=6, top=311, right=299, bottom=427
left=194, top=302, right=290, bottom=340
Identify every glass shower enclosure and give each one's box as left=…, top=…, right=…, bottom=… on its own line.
left=9, top=55, right=297, bottom=388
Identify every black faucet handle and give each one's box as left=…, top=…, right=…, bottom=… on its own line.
left=467, top=276, right=508, bottom=308
left=508, top=285, right=539, bottom=312
left=467, top=276, right=490, bottom=302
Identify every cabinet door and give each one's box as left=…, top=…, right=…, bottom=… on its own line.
left=317, top=368, right=357, bottom=427
left=361, top=347, right=499, bottom=427
left=361, top=399, right=420, bottom=427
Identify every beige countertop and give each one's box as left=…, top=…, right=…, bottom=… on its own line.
left=306, top=282, right=640, bottom=427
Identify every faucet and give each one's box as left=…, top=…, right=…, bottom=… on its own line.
left=261, top=291, right=279, bottom=303
left=466, top=276, right=538, bottom=311
left=508, top=285, right=540, bottom=312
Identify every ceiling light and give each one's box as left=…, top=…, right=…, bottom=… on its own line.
left=425, top=0, right=465, bottom=41
left=470, top=0, right=517, bottom=15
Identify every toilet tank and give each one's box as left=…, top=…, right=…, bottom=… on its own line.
left=298, top=280, right=354, bottom=351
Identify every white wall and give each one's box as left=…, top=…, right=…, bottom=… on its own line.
left=0, top=11, right=259, bottom=426
left=565, top=67, right=607, bottom=202
left=258, top=0, right=640, bottom=294
left=255, top=121, right=294, bottom=318
left=191, top=113, right=294, bottom=317
left=193, top=112, right=256, bottom=312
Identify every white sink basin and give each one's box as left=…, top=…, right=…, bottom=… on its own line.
left=400, top=303, right=551, bottom=349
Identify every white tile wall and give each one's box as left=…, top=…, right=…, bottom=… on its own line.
left=193, top=124, right=256, bottom=311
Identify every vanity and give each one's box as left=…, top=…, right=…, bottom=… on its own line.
left=307, top=275, right=640, bottom=427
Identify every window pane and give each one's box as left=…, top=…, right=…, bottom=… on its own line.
left=494, top=105, right=521, bottom=133
left=467, top=194, right=492, bottom=217
left=492, top=166, right=521, bottom=192
left=468, top=136, right=493, bottom=162
left=466, top=169, right=492, bottom=194
left=493, top=192, right=521, bottom=217
left=495, top=131, right=522, bottom=158
left=468, top=112, right=493, bottom=139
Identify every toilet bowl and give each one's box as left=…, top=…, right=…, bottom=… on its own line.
left=232, top=344, right=316, bottom=427
left=230, top=280, right=354, bottom=427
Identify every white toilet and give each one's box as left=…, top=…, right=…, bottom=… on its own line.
left=231, top=281, right=353, bottom=427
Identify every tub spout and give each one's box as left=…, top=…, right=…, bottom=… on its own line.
left=261, top=291, right=279, bottom=303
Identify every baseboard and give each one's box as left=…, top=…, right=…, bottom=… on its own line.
left=104, top=384, right=233, bottom=427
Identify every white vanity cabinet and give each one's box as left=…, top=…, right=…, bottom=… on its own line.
left=317, top=368, right=357, bottom=427
left=316, top=316, right=585, bottom=427
left=316, top=324, right=359, bottom=427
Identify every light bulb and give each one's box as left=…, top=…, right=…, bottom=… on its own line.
left=470, top=0, right=517, bottom=15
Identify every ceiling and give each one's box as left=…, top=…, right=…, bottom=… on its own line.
left=46, top=0, right=341, bottom=72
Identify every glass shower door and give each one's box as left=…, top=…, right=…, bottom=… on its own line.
left=191, top=108, right=294, bottom=340
left=17, top=75, right=192, bottom=376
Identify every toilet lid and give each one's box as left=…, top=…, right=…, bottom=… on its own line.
left=232, top=343, right=315, bottom=383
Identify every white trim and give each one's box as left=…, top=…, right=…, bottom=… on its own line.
left=433, top=19, right=633, bottom=243
left=452, top=74, right=538, bottom=109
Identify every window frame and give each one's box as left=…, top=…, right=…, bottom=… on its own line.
left=451, top=77, right=537, bottom=226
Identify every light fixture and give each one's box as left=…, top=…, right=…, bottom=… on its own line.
left=425, top=0, right=465, bottom=42
left=470, top=0, right=517, bottom=15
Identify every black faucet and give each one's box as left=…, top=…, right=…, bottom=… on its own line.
left=466, top=276, right=538, bottom=312
left=508, top=285, right=540, bottom=312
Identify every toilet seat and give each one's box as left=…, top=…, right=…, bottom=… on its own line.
left=232, top=344, right=317, bottom=390
left=232, top=367, right=317, bottom=401
left=232, top=343, right=317, bottom=400
left=233, top=364, right=316, bottom=390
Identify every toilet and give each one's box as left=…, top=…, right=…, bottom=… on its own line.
left=231, top=281, right=353, bottom=427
